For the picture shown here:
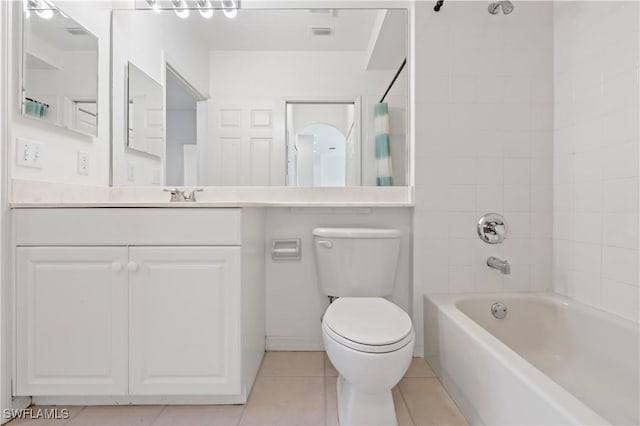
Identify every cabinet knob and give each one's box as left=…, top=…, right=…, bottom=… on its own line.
left=111, top=262, right=122, bottom=272
left=127, top=262, right=139, bottom=272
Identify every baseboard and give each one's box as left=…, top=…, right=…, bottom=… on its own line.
left=266, top=336, right=325, bottom=351
left=31, top=394, right=247, bottom=406
left=1, top=397, right=32, bottom=425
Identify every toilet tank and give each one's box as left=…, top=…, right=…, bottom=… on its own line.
left=312, top=227, right=402, bottom=297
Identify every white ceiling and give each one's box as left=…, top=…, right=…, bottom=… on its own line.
left=26, top=10, right=98, bottom=51
left=366, top=10, right=407, bottom=70
left=177, top=9, right=382, bottom=51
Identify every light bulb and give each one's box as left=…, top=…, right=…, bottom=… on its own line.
left=147, top=0, right=161, bottom=13
left=172, top=0, right=189, bottom=19
left=222, top=0, right=237, bottom=19
left=197, top=0, right=213, bottom=18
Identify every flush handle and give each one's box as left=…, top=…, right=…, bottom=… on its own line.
left=317, top=240, right=333, bottom=249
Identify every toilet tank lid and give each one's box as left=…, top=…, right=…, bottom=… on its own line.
left=312, top=228, right=401, bottom=238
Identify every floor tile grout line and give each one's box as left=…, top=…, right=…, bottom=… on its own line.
left=397, top=381, right=418, bottom=426
left=323, top=354, right=328, bottom=426
left=236, top=404, right=245, bottom=426
left=149, top=405, right=167, bottom=426
left=63, top=406, right=86, bottom=426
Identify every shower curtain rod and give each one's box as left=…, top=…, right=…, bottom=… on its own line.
left=379, top=58, right=407, bottom=103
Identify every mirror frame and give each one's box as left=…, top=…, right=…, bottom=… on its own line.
left=20, top=3, right=99, bottom=138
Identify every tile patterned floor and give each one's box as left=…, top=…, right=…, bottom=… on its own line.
left=7, top=352, right=467, bottom=426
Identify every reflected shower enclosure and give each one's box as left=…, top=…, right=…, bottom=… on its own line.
left=286, top=102, right=358, bottom=187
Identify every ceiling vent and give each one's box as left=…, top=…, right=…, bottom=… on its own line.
left=311, top=26, right=334, bottom=36
left=65, top=27, right=89, bottom=36
left=308, top=9, right=337, bottom=16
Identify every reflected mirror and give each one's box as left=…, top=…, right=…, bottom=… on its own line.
left=127, top=62, right=164, bottom=157
left=111, top=7, right=407, bottom=187
left=22, top=3, right=98, bottom=136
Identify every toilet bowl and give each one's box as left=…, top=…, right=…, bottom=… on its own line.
left=312, top=227, right=414, bottom=425
left=322, top=297, right=415, bottom=426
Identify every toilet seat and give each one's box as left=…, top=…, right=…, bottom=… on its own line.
left=323, top=297, right=414, bottom=353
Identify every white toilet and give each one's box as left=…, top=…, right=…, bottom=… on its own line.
left=312, top=227, right=415, bottom=426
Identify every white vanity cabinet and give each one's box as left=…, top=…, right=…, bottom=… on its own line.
left=13, top=208, right=265, bottom=404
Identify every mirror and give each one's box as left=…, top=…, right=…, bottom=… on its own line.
left=111, top=8, right=407, bottom=187
left=22, top=4, right=98, bottom=137
left=127, top=62, right=164, bottom=157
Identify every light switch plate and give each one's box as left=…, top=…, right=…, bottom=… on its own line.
left=151, top=169, right=161, bottom=185
left=16, top=139, right=43, bottom=169
left=127, top=162, right=136, bottom=182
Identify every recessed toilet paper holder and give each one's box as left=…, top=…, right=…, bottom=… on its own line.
left=272, top=239, right=302, bottom=261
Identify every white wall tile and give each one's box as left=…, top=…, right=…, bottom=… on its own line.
left=476, top=185, right=503, bottom=212
left=449, top=266, right=476, bottom=293
left=504, top=185, right=531, bottom=211
left=504, top=265, right=532, bottom=292
left=553, top=1, right=640, bottom=322
left=603, top=178, right=639, bottom=214
left=504, top=158, right=531, bottom=185
left=602, top=142, right=639, bottom=180
left=572, top=213, right=602, bottom=244
left=602, top=213, right=639, bottom=250
left=477, top=159, right=504, bottom=185
left=446, top=185, right=477, bottom=211
left=601, top=246, right=639, bottom=286
left=413, top=1, right=555, bottom=355
left=601, top=280, right=639, bottom=322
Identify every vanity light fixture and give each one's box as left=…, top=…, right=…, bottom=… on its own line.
left=222, top=0, right=238, bottom=19
left=172, top=0, right=189, bottom=19
left=146, top=0, right=161, bottom=13
left=196, top=0, right=214, bottom=18
left=27, top=0, right=54, bottom=19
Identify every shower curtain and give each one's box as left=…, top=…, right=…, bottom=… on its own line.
left=374, top=102, right=393, bottom=186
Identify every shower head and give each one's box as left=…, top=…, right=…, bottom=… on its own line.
left=488, top=0, right=514, bottom=15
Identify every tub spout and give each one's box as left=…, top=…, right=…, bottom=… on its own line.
left=487, top=256, right=511, bottom=274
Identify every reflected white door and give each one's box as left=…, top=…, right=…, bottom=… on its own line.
left=129, top=246, right=241, bottom=395
left=131, top=95, right=164, bottom=156
left=208, top=101, right=275, bottom=186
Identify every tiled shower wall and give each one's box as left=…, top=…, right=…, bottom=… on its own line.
left=553, top=2, right=640, bottom=322
left=413, top=1, right=554, bottom=355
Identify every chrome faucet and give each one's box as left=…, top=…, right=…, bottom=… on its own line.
left=487, top=256, right=511, bottom=275
left=164, top=188, right=203, bottom=202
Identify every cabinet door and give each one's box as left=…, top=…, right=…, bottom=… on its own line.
left=129, top=246, right=241, bottom=395
left=16, top=247, right=129, bottom=396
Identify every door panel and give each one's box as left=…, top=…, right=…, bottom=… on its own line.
left=209, top=100, right=274, bottom=186
left=128, top=246, right=241, bottom=395
left=16, top=247, right=129, bottom=396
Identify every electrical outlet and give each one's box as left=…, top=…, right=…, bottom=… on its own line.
left=127, top=162, right=136, bottom=182
left=77, top=152, right=89, bottom=175
left=151, top=168, right=161, bottom=185
left=16, top=139, right=43, bottom=169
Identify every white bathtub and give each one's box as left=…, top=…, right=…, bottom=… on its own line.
left=424, top=292, right=639, bottom=425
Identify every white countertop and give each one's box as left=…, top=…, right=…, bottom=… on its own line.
left=10, top=179, right=414, bottom=208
